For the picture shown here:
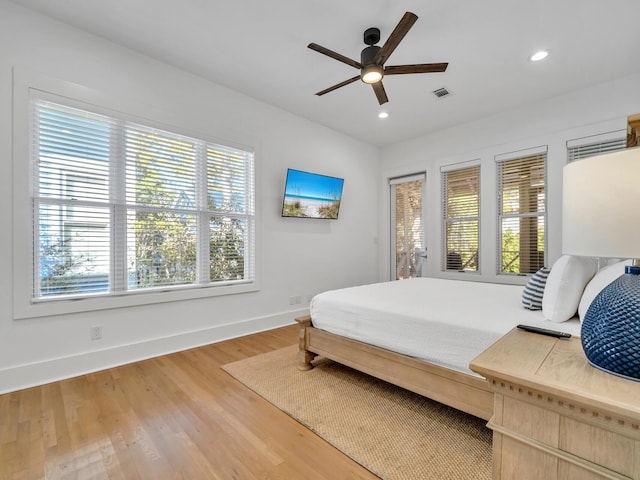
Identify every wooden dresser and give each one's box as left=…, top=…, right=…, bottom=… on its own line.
left=470, top=328, right=640, bottom=480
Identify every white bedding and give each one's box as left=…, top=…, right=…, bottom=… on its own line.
left=310, top=277, right=581, bottom=376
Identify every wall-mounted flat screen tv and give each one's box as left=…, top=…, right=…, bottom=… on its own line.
left=281, top=168, right=344, bottom=219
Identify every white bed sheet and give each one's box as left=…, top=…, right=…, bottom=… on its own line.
left=310, top=277, right=581, bottom=376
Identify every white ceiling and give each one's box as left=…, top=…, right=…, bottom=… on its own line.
left=10, top=0, right=640, bottom=147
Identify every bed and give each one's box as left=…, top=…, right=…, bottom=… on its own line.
left=296, top=275, right=586, bottom=421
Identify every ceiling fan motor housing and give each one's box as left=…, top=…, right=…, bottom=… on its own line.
left=361, top=45, right=381, bottom=66
left=360, top=45, right=384, bottom=84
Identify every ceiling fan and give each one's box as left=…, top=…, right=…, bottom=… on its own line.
left=308, top=11, right=448, bottom=105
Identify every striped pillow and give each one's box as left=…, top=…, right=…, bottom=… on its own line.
left=522, top=267, right=550, bottom=310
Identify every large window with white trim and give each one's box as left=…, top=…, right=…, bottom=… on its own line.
left=32, top=99, right=255, bottom=301
left=496, top=148, right=546, bottom=275
left=441, top=162, right=480, bottom=272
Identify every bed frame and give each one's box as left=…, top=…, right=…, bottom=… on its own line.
left=296, top=315, right=493, bottom=421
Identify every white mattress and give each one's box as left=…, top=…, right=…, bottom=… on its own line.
left=310, top=277, right=581, bottom=376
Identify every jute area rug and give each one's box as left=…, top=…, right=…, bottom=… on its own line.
left=222, top=345, right=491, bottom=480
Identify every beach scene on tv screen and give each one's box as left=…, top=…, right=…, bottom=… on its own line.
left=282, top=169, right=344, bottom=219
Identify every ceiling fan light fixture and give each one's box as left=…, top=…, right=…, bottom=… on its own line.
left=361, top=64, right=383, bottom=84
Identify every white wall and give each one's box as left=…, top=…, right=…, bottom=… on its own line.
left=0, top=1, right=381, bottom=393
left=379, top=72, right=640, bottom=283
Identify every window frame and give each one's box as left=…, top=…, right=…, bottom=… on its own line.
left=12, top=76, right=260, bottom=319
left=440, top=161, right=480, bottom=273
left=495, top=146, right=547, bottom=276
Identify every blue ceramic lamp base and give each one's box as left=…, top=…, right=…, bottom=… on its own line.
left=581, top=265, right=640, bottom=381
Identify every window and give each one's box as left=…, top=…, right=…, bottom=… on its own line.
left=32, top=99, right=255, bottom=302
left=496, top=148, right=546, bottom=275
left=441, top=163, right=480, bottom=272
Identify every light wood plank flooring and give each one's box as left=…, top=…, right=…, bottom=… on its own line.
left=0, top=324, right=378, bottom=479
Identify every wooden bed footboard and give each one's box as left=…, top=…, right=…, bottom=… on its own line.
left=295, top=315, right=493, bottom=421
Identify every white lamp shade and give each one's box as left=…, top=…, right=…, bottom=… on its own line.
left=562, top=147, right=640, bottom=259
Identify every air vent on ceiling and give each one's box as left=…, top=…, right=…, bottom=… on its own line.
left=432, top=87, right=451, bottom=98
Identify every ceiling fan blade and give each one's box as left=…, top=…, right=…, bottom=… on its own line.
left=384, top=63, right=448, bottom=75
left=373, top=12, right=418, bottom=65
left=315, top=75, right=361, bottom=96
left=372, top=81, right=389, bottom=105
left=308, top=43, right=363, bottom=69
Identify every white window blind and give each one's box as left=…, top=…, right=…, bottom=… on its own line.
left=32, top=99, right=255, bottom=301
left=496, top=150, right=546, bottom=275
left=567, top=133, right=626, bottom=163
left=441, top=164, right=480, bottom=272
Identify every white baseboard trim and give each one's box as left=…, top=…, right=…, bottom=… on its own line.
left=0, top=309, right=307, bottom=394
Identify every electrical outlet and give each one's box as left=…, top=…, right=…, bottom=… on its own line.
left=90, top=325, right=102, bottom=341
left=289, top=296, right=302, bottom=305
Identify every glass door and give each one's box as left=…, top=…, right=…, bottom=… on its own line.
left=390, top=173, right=426, bottom=280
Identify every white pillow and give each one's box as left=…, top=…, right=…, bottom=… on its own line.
left=578, top=260, right=629, bottom=321
left=542, top=255, right=597, bottom=322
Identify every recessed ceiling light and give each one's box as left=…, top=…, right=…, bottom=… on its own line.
left=530, top=50, right=549, bottom=62
left=378, top=112, right=389, bottom=119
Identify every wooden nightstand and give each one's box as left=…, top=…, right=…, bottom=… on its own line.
left=470, top=328, right=640, bottom=480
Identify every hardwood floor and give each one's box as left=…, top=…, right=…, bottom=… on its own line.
left=0, top=324, right=378, bottom=479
